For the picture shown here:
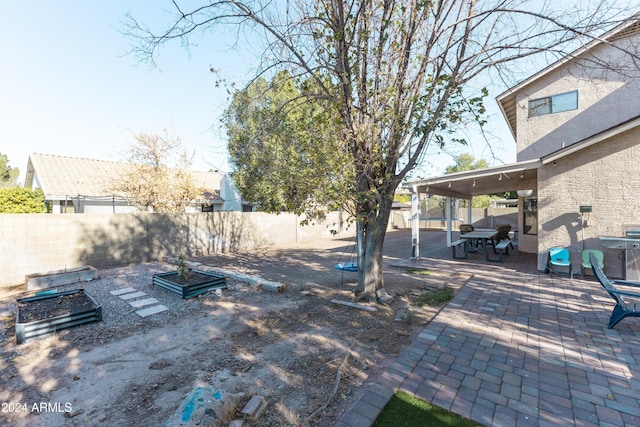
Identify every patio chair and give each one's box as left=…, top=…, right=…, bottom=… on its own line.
left=545, top=247, right=573, bottom=278
left=459, top=224, right=474, bottom=234
left=590, top=252, right=640, bottom=328
left=492, top=224, right=514, bottom=252
left=459, top=224, right=476, bottom=249
left=582, top=249, right=604, bottom=276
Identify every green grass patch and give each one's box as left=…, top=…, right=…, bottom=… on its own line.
left=407, top=268, right=433, bottom=276
left=373, top=391, right=482, bottom=427
left=417, top=284, right=454, bottom=306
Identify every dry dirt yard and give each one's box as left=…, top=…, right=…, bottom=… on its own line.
left=0, top=234, right=470, bottom=426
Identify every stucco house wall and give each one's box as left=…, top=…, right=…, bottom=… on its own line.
left=536, top=126, right=640, bottom=277
left=514, top=34, right=640, bottom=162
left=219, top=174, right=245, bottom=211
left=507, top=26, right=640, bottom=269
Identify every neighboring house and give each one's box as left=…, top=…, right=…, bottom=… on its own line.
left=403, top=18, right=640, bottom=279
left=24, top=153, right=253, bottom=213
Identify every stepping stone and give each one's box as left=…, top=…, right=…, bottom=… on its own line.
left=128, top=298, right=159, bottom=308
left=119, top=291, right=147, bottom=300
left=110, top=287, right=137, bottom=296
left=136, top=305, right=168, bottom=317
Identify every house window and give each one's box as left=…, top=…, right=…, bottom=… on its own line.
left=523, top=198, right=537, bottom=235
left=528, top=90, right=578, bottom=117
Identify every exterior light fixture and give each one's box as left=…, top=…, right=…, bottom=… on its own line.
left=498, top=174, right=502, bottom=181
left=517, top=189, right=534, bottom=197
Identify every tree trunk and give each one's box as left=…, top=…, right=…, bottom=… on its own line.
left=354, top=196, right=393, bottom=298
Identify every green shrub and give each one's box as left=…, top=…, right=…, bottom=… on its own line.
left=0, top=187, right=46, bottom=213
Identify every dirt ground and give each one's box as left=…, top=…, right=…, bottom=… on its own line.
left=0, top=230, right=470, bottom=426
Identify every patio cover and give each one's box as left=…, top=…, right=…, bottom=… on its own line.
left=402, top=158, right=541, bottom=199
left=401, top=159, right=541, bottom=257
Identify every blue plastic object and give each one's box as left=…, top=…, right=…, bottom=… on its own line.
left=335, top=261, right=358, bottom=272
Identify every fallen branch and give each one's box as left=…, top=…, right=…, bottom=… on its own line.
left=301, top=348, right=351, bottom=426
left=330, top=299, right=377, bottom=312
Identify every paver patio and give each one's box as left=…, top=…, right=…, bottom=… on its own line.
left=338, top=233, right=640, bottom=426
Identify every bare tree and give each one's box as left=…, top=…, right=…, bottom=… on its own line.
left=112, top=130, right=203, bottom=213
left=124, top=0, right=640, bottom=297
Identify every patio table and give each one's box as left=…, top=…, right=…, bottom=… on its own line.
left=460, top=230, right=502, bottom=262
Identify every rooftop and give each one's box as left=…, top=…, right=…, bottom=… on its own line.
left=25, top=153, right=223, bottom=201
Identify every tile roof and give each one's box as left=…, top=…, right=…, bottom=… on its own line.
left=190, top=170, right=223, bottom=201
left=25, top=153, right=222, bottom=201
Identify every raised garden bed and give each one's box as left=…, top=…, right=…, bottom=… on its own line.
left=15, top=289, right=102, bottom=344
left=153, top=270, right=227, bottom=299
left=25, top=265, right=97, bottom=291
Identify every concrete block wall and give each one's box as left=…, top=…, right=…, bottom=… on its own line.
left=389, top=207, right=518, bottom=231
left=0, top=211, right=352, bottom=288
left=471, top=208, right=518, bottom=230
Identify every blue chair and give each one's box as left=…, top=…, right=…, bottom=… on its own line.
left=546, top=247, right=573, bottom=278
left=582, top=249, right=604, bottom=276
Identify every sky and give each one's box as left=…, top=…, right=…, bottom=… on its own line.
left=1, top=1, right=517, bottom=185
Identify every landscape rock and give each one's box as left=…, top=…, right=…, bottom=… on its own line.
left=240, top=395, right=268, bottom=421
left=164, top=387, right=244, bottom=427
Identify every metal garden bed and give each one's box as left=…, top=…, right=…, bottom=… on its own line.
left=153, top=270, right=227, bottom=299
left=16, top=289, right=102, bottom=344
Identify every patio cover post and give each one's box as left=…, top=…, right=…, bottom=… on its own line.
left=411, top=187, right=420, bottom=259
left=467, top=201, right=472, bottom=224
left=446, top=197, right=452, bottom=246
